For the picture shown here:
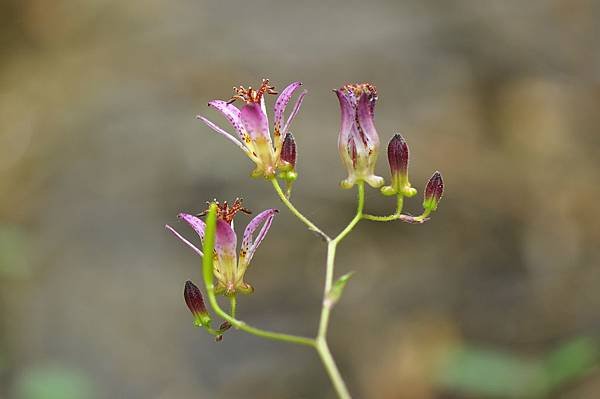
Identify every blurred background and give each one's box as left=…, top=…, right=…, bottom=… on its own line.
left=1, top=0, right=599, bottom=398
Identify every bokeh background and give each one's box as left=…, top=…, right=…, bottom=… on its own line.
left=1, top=0, right=599, bottom=398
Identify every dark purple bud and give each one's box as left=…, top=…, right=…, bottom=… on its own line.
left=423, top=171, right=444, bottom=211
left=387, top=134, right=409, bottom=177
left=280, top=132, right=297, bottom=169
left=184, top=280, right=211, bottom=326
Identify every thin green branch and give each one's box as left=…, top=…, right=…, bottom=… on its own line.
left=316, top=338, right=352, bottom=399
left=310, top=182, right=367, bottom=399
left=318, top=181, right=365, bottom=339
left=271, top=178, right=330, bottom=241
left=333, top=182, right=365, bottom=244
left=266, top=180, right=374, bottom=398
left=362, top=193, right=404, bottom=221
left=229, top=295, right=237, bottom=319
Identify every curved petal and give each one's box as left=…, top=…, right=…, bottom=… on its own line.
left=282, top=89, right=307, bottom=137
left=335, top=89, right=354, bottom=146
left=335, top=89, right=356, bottom=173
left=260, top=96, right=269, bottom=125
left=239, top=208, right=277, bottom=267
left=196, top=115, right=251, bottom=156
left=215, top=219, right=237, bottom=267
left=165, top=224, right=203, bottom=256
left=274, top=82, right=302, bottom=132
left=240, top=103, right=271, bottom=143
left=240, top=103, right=276, bottom=176
left=356, top=93, right=379, bottom=149
left=207, top=100, right=244, bottom=140
left=178, top=213, right=206, bottom=241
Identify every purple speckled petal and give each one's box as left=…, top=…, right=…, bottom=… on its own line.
left=165, top=224, right=203, bottom=256
left=215, top=219, right=237, bottom=265
left=356, top=93, right=380, bottom=150
left=274, top=82, right=302, bottom=132
left=240, top=208, right=277, bottom=266
left=240, top=103, right=271, bottom=143
left=281, top=89, right=307, bottom=137
left=335, top=89, right=356, bottom=169
left=207, top=100, right=244, bottom=140
left=178, top=213, right=206, bottom=241
left=335, top=89, right=355, bottom=149
left=196, top=115, right=250, bottom=155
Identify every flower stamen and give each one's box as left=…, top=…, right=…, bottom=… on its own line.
left=342, top=83, right=377, bottom=100
left=227, top=78, right=278, bottom=104
left=196, top=198, right=252, bottom=223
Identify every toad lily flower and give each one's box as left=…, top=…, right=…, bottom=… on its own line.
left=197, top=79, right=307, bottom=179
left=166, top=200, right=277, bottom=296
left=335, top=83, right=384, bottom=189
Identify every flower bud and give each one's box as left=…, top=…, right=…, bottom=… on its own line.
left=388, top=134, right=408, bottom=177
left=184, top=280, right=211, bottom=327
left=381, top=134, right=417, bottom=197
left=423, top=171, right=444, bottom=211
left=279, top=132, right=296, bottom=171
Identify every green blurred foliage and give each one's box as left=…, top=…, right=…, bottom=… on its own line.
left=437, top=338, right=599, bottom=398
left=13, top=366, right=93, bottom=399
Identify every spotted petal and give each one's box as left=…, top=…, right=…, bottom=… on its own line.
left=214, top=219, right=238, bottom=270
left=239, top=208, right=277, bottom=268
left=240, top=103, right=276, bottom=176
left=273, top=82, right=304, bottom=151
left=240, top=103, right=271, bottom=143
left=196, top=115, right=251, bottom=156
left=167, top=213, right=207, bottom=256
left=335, top=89, right=356, bottom=172
left=208, top=100, right=245, bottom=140
left=282, top=89, right=306, bottom=138
left=274, top=82, right=303, bottom=129
left=356, top=92, right=379, bottom=150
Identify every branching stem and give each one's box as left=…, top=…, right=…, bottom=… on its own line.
left=362, top=193, right=404, bottom=221
left=271, top=178, right=330, bottom=241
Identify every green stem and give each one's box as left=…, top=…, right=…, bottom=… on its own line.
left=317, top=241, right=337, bottom=338
left=229, top=295, right=237, bottom=319
left=316, top=337, right=352, bottom=399
left=317, top=182, right=365, bottom=338
left=271, top=178, right=330, bottom=241
left=313, top=181, right=365, bottom=399
left=362, top=193, right=404, bottom=221
left=201, top=203, right=315, bottom=348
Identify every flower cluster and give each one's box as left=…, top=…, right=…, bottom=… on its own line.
left=167, top=77, right=447, bottom=398
left=168, top=78, right=444, bottom=343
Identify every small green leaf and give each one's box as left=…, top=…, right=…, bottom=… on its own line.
left=324, top=272, right=355, bottom=309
